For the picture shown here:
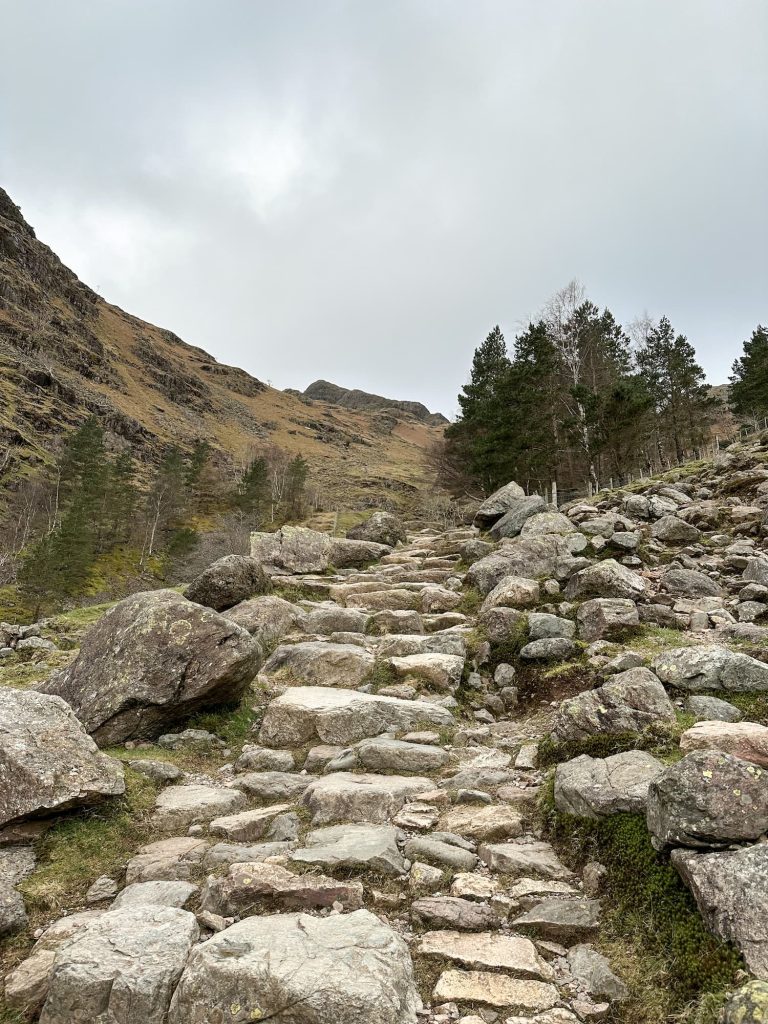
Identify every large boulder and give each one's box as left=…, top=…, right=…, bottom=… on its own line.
left=564, top=559, right=646, bottom=601
left=651, top=515, right=701, bottom=544
left=672, top=843, right=768, bottom=979
left=347, top=511, right=406, bottom=547
left=473, top=481, right=526, bottom=528
left=258, top=686, right=454, bottom=748
left=223, top=594, right=308, bottom=643
left=554, top=750, right=665, bottom=818
left=0, top=689, right=125, bottom=828
left=646, top=750, right=768, bottom=849
left=679, top=720, right=768, bottom=767
left=488, top=496, right=547, bottom=540
left=167, top=910, right=420, bottom=1024
left=660, top=567, right=723, bottom=598
left=184, top=554, right=270, bottom=611
left=652, top=645, right=768, bottom=692
left=467, top=535, right=578, bottom=595
left=551, top=668, right=676, bottom=743
left=576, top=598, right=638, bottom=641
left=250, top=525, right=390, bottom=573
left=36, top=905, right=199, bottom=1024
left=39, top=590, right=262, bottom=745
left=260, top=641, right=375, bottom=688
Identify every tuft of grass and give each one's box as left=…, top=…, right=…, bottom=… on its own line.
left=360, top=661, right=399, bottom=692
left=457, top=587, right=483, bottom=616
left=18, top=768, right=158, bottom=918
left=188, top=697, right=261, bottom=746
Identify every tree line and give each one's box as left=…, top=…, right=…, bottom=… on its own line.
left=2, top=419, right=311, bottom=612
left=441, top=281, right=764, bottom=497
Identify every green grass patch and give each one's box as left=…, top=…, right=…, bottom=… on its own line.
left=360, top=661, right=400, bottom=692
left=457, top=586, right=482, bottom=616
left=188, top=697, right=261, bottom=746
left=18, top=768, right=158, bottom=919
left=543, top=809, right=742, bottom=1023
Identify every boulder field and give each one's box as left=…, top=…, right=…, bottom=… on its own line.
left=6, top=441, right=768, bottom=1022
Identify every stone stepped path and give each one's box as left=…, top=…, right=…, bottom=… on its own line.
left=8, top=449, right=768, bottom=1021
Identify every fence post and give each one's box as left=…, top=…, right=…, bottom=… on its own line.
left=551, top=481, right=558, bottom=508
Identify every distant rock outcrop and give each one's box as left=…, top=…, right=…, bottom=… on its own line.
left=300, top=379, right=448, bottom=425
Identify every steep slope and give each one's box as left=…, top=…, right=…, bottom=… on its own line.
left=0, top=188, right=443, bottom=509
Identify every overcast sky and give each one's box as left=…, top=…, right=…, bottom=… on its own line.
left=1, top=1, right=766, bottom=417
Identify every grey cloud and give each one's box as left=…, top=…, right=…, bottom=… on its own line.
left=1, top=0, right=766, bottom=416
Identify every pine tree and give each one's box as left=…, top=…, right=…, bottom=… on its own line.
left=104, top=450, right=137, bottom=545
left=730, top=325, right=768, bottom=424
left=235, top=456, right=270, bottom=518
left=446, top=325, right=511, bottom=490
left=636, top=317, right=714, bottom=463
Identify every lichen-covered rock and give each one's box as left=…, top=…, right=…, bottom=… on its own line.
left=250, top=525, right=390, bottom=573
left=551, top=668, right=676, bottom=742
left=660, top=567, right=723, bottom=598
left=290, top=823, right=406, bottom=876
left=554, top=750, right=665, bottom=818
left=489, top=496, right=547, bottom=540
left=473, top=481, right=526, bottom=528
left=37, top=905, right=199, bottom=1024
left=258, top=686, right=453, bottom=748
left=0, top=689, right=124, bottom=828
left=564, top=560, right=646, bottom=601
left=302, top=772, right=433, bottom=824
left=652, top=645, right=768, bottom=693
left=722, top=980, right=768, bottom=1022
left=261, top=640, right=375, bottom=688
left=39, top=590, right=262, bottom=744
left=167, top=910, right=420, bottom=1024
left=680, top=720, right=768, bottom=767
left=646, top=750, right=768, bottom=849
left=685, top=694, right=744, bottom=723
left=672, top=843, right=768, bottom=979
left=184, top=554, right=271, bottom=611
left=651, top=515, right=701, bottom=544
left=347, top=511, right=407, bottom=547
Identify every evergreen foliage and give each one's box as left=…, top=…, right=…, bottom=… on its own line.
left=444, top=285, right=718, bottom=494
left=730, top=325, right=768, bottom=423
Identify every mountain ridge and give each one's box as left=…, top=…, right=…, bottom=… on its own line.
left=0, top=187, right=443, bottom=510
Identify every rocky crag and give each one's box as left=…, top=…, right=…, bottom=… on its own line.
left=0, top=188, right=442, bottom=510
left=294, top=379, right=449, bottom=426
left=5, top=438, right=768, bottom=1021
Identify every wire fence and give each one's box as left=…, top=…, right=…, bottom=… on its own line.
left=531, top=420, right=768, bottom=509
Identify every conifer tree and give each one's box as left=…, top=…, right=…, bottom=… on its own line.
left=284, top=455, right=309, bottom=519
left=235, top=456, right=270, bottom=518
left=636, top=317, right=714, bottom=462
left=730, top=325, right=768, bottom=424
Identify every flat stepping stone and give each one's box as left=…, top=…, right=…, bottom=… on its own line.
left=229, top=772, right=310, bottom=801
left=290, top=824, right=406, bottom=877
left=439, top=805, right=524, bottom=842
left=208, top=804, right=294, bottom=841
left=420, top=930, right=553, bottom=980
left=151, top=785, right=247, bottom=830
left=258, top=686, right=453, bottom=748
left=201, top=861, right=363, bottom=916
left=125, top=837, right=209, bottom=884
left=404, top=837, right=478, bottom=872
left=302, top=772, right=433, bottom=824
left=513, top=898, right=602, bottom=940
left=112, top=881, right=198, bottom=910
left=411, top=896, right=503, bottom=931
left=388, top=653, right=464, bottom=691
left=260, top=641, right=375, bottom=688
left=479, top=840, right=572, bottom=880
left=433, top=969, right=558, bottom=1011
left=355, top=736, right=450, bottom=774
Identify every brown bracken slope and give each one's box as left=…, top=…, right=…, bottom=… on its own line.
left=0, top=187, right=444, bottom=510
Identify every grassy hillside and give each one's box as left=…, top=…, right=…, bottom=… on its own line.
left=0, top=187, right=443, bottom=514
